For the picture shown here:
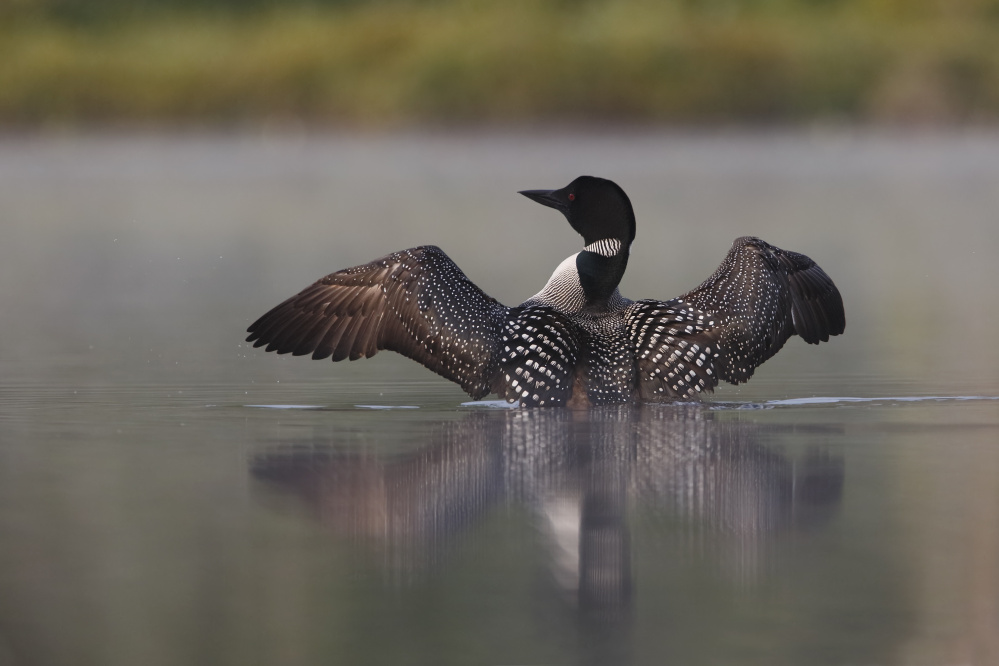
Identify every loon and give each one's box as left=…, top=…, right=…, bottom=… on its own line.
left=246, top=176, right=845, bottom=407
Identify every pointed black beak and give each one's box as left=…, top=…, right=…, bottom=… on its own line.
left=519, top=189, right=567, bottom=212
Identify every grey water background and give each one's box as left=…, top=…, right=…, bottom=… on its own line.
left=1, top=131, right=998, bottom=665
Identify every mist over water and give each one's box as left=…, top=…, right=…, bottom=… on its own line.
left=1, top=132, right=997, bottom=665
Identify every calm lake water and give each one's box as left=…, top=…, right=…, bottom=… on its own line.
left=1, top=131, right=997, bottom=665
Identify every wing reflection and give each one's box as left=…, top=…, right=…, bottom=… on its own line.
left=251, top=406, right=843, bottom=618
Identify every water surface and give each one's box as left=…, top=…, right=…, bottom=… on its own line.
left=1, top=132, right=997, bottom=665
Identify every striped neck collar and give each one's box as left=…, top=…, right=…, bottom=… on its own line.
left=583, top=238, right=625, bottom=257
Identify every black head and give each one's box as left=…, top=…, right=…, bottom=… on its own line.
left=519, top=176, right=636, bottom=247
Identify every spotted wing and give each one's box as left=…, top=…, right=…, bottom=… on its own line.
left=628, top=236, right=844, bottom=399
left=492, top=306, right=580, bottom=407
left=626, top=300, right=725, bottom=400
left=246, top=246, right=510, bottom=399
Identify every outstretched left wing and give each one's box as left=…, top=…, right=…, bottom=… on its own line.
left=627, top=236, right=844, bottom=400
left=246, top=246, right=510, bottom=399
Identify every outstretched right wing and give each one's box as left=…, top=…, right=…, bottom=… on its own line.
left=246, top=246, right=510, bottom=399
left=681, top=236, right=844, bottom=354
left=628, top=236, right=844, bottom=400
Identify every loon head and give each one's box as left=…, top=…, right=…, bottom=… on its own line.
left=520, top=176, right=635, bottom=307
left=519, top=176, right=636, bottom=252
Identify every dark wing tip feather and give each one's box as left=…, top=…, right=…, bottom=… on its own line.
left=776, top=249, right=845, bottom=344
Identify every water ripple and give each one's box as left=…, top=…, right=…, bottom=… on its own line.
left=712, top=395, right=999, bottom=410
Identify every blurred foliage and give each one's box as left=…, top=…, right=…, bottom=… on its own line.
left=3, top=0, right=999, bottom=126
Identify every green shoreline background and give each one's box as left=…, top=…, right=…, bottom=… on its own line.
left=3, top=0, right=999, bottom=127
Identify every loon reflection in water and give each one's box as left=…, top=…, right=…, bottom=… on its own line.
left=247, top=176, right=845, bottom=407
left=251, top=406, right=844, bottom=619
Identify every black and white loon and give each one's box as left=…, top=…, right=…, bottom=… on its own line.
left=247, top=176, right=845, bottom=407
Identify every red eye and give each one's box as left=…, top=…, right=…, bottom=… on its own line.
left=568, top=193, right=575, bottom=201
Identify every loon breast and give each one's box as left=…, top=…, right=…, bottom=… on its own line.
left=521, top=238, right=631, bottom=314
left=522, top=253, right=586, bottom=312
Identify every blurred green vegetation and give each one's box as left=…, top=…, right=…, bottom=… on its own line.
left=3, top=0, right=999, bottom=126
